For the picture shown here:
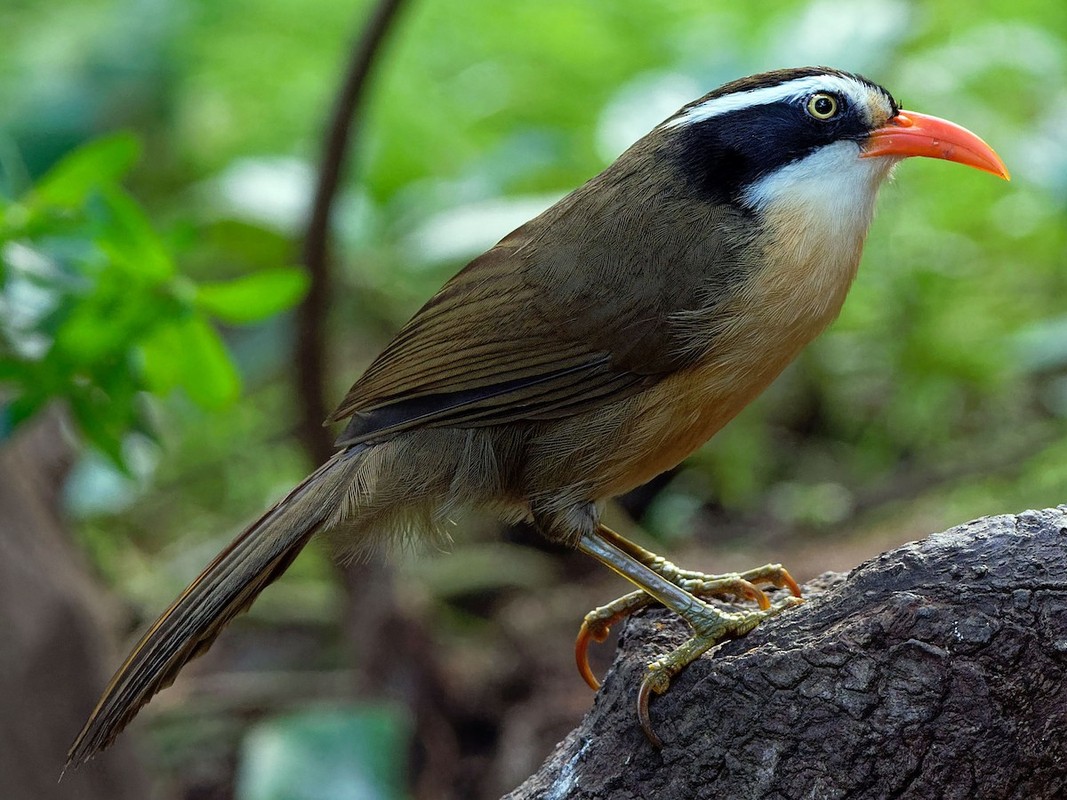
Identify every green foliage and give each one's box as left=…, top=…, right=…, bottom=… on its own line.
left=31, top=134, right=141, bottom=208
left=236, top=706, right=410, bottom=800
left=197, top=268, right=310, bottom=324
left=0, top=133, right=308, bottom=465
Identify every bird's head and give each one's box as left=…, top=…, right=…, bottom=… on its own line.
left=658, top=66, right=1008, bottom=221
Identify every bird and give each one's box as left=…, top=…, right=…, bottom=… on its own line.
left=67, top=66, right=1008, bottom=764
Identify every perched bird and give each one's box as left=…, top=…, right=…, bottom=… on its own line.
left=68, top=66, right=1008, bottom=763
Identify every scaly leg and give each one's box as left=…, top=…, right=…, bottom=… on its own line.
left=576, top=526, right=801, bottom=689
left=597, top=524, right=801, bottom=596
left=576, top=574, right=769, bottom=690
left=576, top=524, right=803, bottom=746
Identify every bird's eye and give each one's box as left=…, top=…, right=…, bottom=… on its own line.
left=806, top=93, right=839, bottom=120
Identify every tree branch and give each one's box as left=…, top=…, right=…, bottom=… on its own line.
left=508, top=506, right=1067, bottom=799
left=295, top=0, right=408, bottom=464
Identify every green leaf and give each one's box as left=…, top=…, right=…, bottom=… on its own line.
left=195, top=267, right=309, bottom=324
left=95, top=186, right=174, bottom=281
left=48, top=239, right=185, bottom=365
left=30, top=134, right=141, bottom=209
left=178, top=316, right=241, bottom=408
left=140, top=316, right=241, bottom=409
left=138, top=320, right=187, bottom=395
left=236, top=706, right=410, bottom=800
left=66, top=379, right=138, bottom=471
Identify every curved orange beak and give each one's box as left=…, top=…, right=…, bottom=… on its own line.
left=862, top=110, right=1010, bottom=180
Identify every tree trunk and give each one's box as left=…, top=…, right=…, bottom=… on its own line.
left=0, top=415, right=150, bottom=800
left=507, top=507, right=1067, bottom=800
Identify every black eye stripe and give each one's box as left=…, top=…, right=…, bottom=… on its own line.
left=670, top=90, right=873, bottom=204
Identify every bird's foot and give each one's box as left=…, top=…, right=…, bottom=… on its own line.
left=574, top=527, right=805, bottom=747
left=636, top=595, right=803, bottom=746
left=575, top=562, right=802, bottom=690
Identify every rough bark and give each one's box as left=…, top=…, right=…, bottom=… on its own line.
left=507, top=507, right=1067, bottom=800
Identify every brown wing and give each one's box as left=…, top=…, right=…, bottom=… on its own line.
left=328, top=139, right=746, bottom=447
left=328, top=239, right=658, bottom=445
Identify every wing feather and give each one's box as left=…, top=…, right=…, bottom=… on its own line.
left=328, top=140, right=748, bottom=446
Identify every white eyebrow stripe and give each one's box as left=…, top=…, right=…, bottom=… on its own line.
left=664, top=75, right=870, bottom=128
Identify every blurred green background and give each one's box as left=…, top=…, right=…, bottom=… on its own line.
left=1, top=0, right=1065, bottom=798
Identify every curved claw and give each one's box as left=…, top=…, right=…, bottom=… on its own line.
left=637, top=671, right=665, bottom=748
left=737, top=579, right=771, bottom=610
left=781, top=569, right=803, bottom=598
left=575, top=619, right=610, bottom=690
left=740, top=564, right=803, bottom=598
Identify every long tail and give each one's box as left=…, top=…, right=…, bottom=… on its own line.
left=66, top=447, right=366, bottom=768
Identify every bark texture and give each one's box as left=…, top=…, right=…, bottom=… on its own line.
left=507, top=507, right=1067, bottom=800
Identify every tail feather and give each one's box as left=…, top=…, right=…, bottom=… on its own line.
left=66, top=448, right=365, bottom=768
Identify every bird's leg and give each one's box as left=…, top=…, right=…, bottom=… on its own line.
left=576, top=525, right=802, bottom=688
left=576, top=525, right=803, bottom=746
left=596, top=524, right=801, bottom=597
left=575, top=575, right=771, bottom=690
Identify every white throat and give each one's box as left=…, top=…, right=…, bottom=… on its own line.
left=739, top=142, right=898, bottom=326
left=742, top=141, right=897, bottom=257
